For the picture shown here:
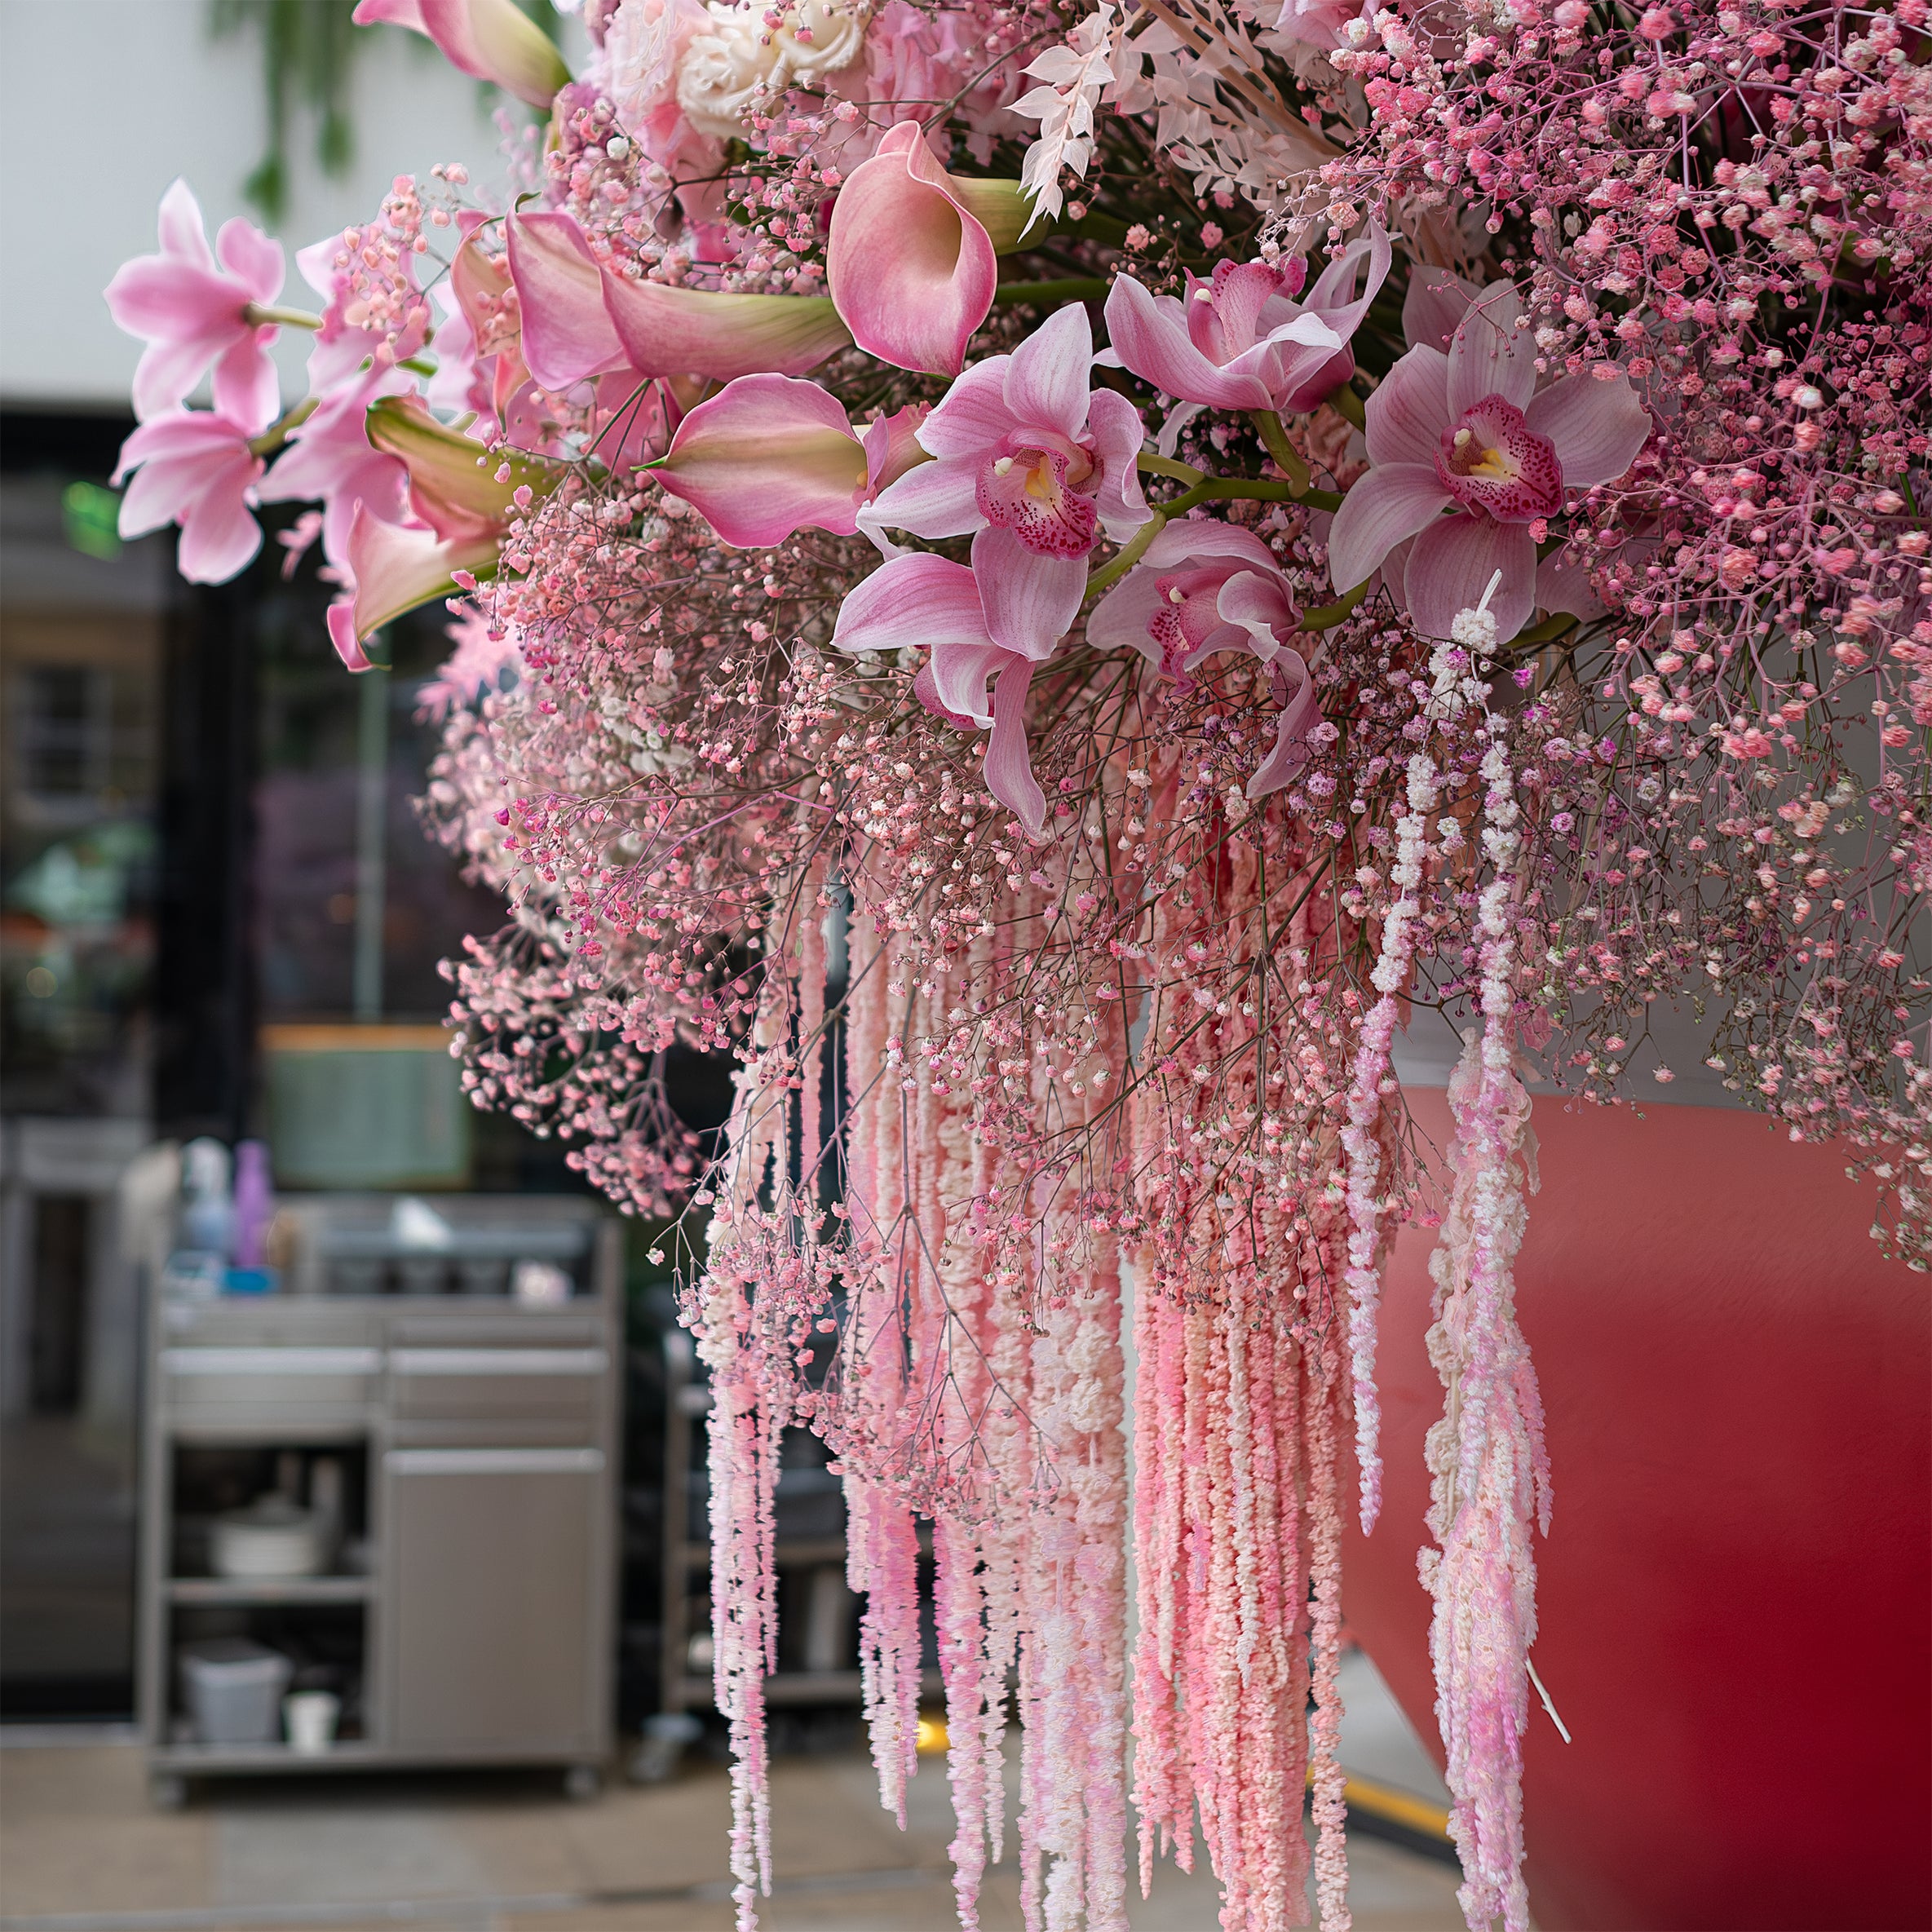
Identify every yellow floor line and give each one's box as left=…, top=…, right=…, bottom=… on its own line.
left=1306, top=1767, right=1453, bottom=1841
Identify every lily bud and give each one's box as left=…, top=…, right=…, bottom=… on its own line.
left=352, top=0, right=570, bottom=108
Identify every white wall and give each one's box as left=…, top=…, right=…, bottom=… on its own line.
left=0, top=0, right=549, bottom=409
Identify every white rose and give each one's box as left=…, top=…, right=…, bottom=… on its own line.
left=771, top=0, right=870, bottom=81
left=676, top=17, right=774, bottom=139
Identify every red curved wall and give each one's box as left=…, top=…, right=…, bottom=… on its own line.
left=1342, top=1093, right=1932, bottom=1930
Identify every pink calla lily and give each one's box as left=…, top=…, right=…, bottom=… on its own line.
left=507, top=211, right=851, bottom=387
left=1327, top=284, right=1651, bottom=640
left=1089, top=520, right=1323, bottom=798
left=1100, top=223, right=1389, bottom=417
left=105, top=180, right=285, bottom=427
left=112, top=409, right=266, bottom=583
left=364, top=394, right=557, bottom=543
left=338, top=501, right=502, bottom=652
left=351, top=0, right=570, bottom=107
left=651, top=375, right=927, bottom=548
left=862, top=303, right=1147, bottom=661
left=825, top=121, right=1028, bottom=378
left=831, top=553, right=1046, bottom=834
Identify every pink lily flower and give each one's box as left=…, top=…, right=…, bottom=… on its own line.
left=1325, top=283, right=1652, bottom=640
left=105, top=180, right=285, bottom=426
left=651, top=375, right=926, bottom=547
left=507, top=211, right=852, bottom=387
left=1100, top=223, right=1390, bottom=417
left=831, top=554, right=1047, bottom=834
left=295, top=232, right=431, bottom=395
left=112, top=411, right=266, bottom=584
left=256, top=366, right=413, bottom=568
left=351, top=0, right=570, bottom=107
left=825, top=121, right=1028, bottom=378
left=860, top=303, right=1147, bottom=659
left=1087, top=521, right=1322, bottom=798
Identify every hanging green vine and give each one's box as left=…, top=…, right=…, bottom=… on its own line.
left=210, top=0, right=361, bottom=223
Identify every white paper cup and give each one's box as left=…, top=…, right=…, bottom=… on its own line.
left=284, top=1691, right=339, bottom=1755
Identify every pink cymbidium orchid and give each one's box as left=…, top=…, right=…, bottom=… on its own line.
left=507, top=211, right=851, bottom=387
left=1087, top=521, right=1322, bottom=798
left=105, top=179, right=285, bottom=427
left=1101, top=223, right=1389, bottom=417
left=831, top=554, right=1048, bottom=834
left=1327, top=283, right=1651, bottom=641
left=825, top=121, right=1029, bottom=378
left=860, top=303, right=1147, bottom=659
left=111, top=409, right=267, bottom=583
left=650, top=375, right=926, bottom=547
left=351, top=0, right=570, bottom=107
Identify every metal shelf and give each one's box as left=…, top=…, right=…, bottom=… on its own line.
left=152, top=1740, right=383, bottom=1773
left=166, top=1576, right=374, bottom=1606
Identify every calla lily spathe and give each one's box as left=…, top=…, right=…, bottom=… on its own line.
left=1326, top=282, right=1651, bottom=641
left=104, top=179, right=285, bottom=427
left=507, top=211, right=852, bottom=387
left=651, top=375, right=927, bottom=547
left=1100, top=223, right=1390, bottom=417
left=351, top=0, right=570, bottom=107
left=825, top=121, right=1028, bottom=378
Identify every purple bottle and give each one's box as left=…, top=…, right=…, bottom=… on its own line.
left=232, top=1140, right=274, bottom=1270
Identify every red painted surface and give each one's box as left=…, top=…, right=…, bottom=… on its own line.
left=1342, top=1092, right=1932, bottom=1930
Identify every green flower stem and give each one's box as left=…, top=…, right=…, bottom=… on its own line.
left=246, top=394, right=317, bottom=458
left=1251, top=411, right=1308, bottom=490
left=992, top=277, right=1112, bottom=305
left=1085, top=512, right=1168, bottom=597
left=1085, top=475, right=1302, bottom=599
left=1137, top=452, right=1205, bottom=485
left=1297, top=577, right=1371, bottom=631
left=1325, top=381, right=1367, bottom=431
left=244, top=302, right=323, bottom=330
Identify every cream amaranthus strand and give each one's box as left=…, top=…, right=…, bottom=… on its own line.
left=106, top=0, right=1932, bottom=1925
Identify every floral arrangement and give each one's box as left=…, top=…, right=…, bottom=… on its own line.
left=106, top=0, right=1930, bottom=1925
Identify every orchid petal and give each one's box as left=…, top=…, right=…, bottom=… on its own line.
left=506, top=214, right=631, bottom=391
left=1085, top=567, right=1169, bottom=663
left=826, top=119, right=997, bottom=378
left=1327, top=463, right=1451, bottom=593
left=657, top=374, right=866, bottom=546
left=1214, top=569, right=1296, bottom=659
left=1247, top=651, right=1322, bottom=798
left=154, top=178, right=216, bottom=272
left=1525, top=367, right=1651, bottom=489
left=1102, top=276, right=1278, bottom=412
left=1085, top=386, right=1150, bottom=540
left=602, top=265, right=851, bottom=382
left=1536, top=546, right=1609, bottom=622
left=831, top=553, right=992, bottom=661
left=1446, top=284, right=1534, bottom=416
left=863, top=456, right=982, bottom=540
left=984, top=657, right=1046, bottom=835
left=1404, top=514, right=1536, bottom=642
left=1002, top=303, right=1094, bottom=441
left=1139, top=520, right=1284, bottom=576
left=970, top=526, right=1085, bottom=661
left=1364, top=346, right=1452, bottom=467
left=918, top=357, right=1016, bottom=458
left=929, top=639, right=1016, bottom=727
left=1303, top=219, right=1390, bottom=343
left=175, top=461, right=265, bottom=583
left=214, top=216, right=285, bottom=304
left=1402, top=265, right=1479, bottom=353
